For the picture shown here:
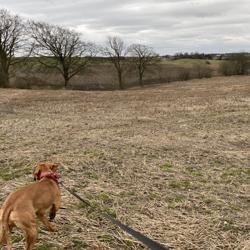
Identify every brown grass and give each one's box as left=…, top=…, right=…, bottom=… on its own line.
left=0, top=76, right=250, bottom=249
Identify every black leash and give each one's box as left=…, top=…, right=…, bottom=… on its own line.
left=60, top=181, right=171, bottom=250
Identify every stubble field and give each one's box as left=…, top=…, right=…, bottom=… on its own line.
left=0, top=76, right=250, bottom=250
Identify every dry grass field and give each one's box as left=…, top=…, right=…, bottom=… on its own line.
left=0, top=76, right=250, bottom=250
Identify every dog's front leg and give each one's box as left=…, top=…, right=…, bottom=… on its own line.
left=37, top=213, right=56, bottom=232
left=49, top=204, right=56, bottom=221
left=49, top=197, right=61, bottom=221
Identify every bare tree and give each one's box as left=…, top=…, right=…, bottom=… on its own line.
left=29, top=21, right=96, bottom=87
left=102, top=36, right=128, bottom=90
left=128, top=44, right=158, bottom=87
left=0, top=9, right=25, bottom=87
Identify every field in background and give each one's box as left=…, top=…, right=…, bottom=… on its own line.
left=0, top=76, right=249, bottom=249
left=161, top=58, right=221, bottom=65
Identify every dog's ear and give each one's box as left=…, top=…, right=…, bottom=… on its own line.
left=50, top=163, right=58, bottom=172
left=33, top=164, right=43, bottom=181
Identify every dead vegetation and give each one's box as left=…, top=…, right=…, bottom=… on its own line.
left=0, top=76, right=250, bottom=249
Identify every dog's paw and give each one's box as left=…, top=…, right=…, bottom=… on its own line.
left=50, top=227, right=57, bottom=232
left=47, top=224, right=57, bottom=232
left=49, top=211, right=56, bottom=221
left=49, top=216, right=55, bottom=222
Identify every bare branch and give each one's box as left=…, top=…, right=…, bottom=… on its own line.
left=128, top=43, right=159, bottom=86
left=101, top=36, right=128, bottom=89
left=29, top=21, right=96, bottom=87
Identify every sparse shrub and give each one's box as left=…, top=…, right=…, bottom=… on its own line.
left=219, top=53, right=250, bottom=76
left=178, top=68, right=191, bottom=81
left=219, top=61, right=234, bottom=76
left=193, top=64, right=212, bottom=78
left=11, top=78, right=31, bottom=89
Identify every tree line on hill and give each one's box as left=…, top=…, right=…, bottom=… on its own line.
left=164, top=52, right=250, bottom=61
left=0, top=9, right=249, bottom=90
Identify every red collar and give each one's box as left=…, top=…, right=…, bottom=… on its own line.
left=39, top=172, right=59, bottom=184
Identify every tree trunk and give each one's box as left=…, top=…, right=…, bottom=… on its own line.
left=63, top=73, right=70, bottom=88
left=118, top=71, right=124, bottom=90
left=64, top=78, right=69, bottom=88
left=0, top=67, right=9, bottom=88
left=139, top=73, right=144, bottom=87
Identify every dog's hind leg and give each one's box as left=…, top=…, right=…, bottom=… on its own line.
left=16, top=220, right=37, bottom=250
left=0, top=231, right=6, bottom=248
left=0, top=208, right=3, bottom=247
left=24, top=223, right=37, bottom=250
left=13, top=210, right=37, bottom=250
left=0, top=208, right=13, bottom=250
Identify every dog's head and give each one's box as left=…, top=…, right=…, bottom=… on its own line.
left=33, top=162, right=59, bottom=181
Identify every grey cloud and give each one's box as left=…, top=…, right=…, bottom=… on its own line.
left=0, top=0, right=249, bottom=54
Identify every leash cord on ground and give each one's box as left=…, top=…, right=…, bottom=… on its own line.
left=59, top=181, right=171, bottom=250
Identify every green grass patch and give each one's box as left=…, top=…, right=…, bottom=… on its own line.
left=219, top=167, right=250, bottom=186
left=174, top=194, right=186, bottom=203
left=96, top=191, right=112, bottom=202
left=83, top=149, right=106, bottom=159
left=169, top=180, right=192, bottom=189
left=188, top=169, right=203, bottom=177
left=85, top=171, right=99, bottom=180
left=12, top=234, right=23, bottom=243
left=126, top=191, right=136, bottom=196
left=37, top=243, right=57, bottom=250
left=244, top=168, right=250, bottom=176
left=0, top=162, right=32, bottom=181
left=160, top=162, right=174, bottom=171
left=103, top=207, right=117, bottom=218
left=0, top=166, right=13, bottom=181
left=229, top=205, right=241, bottom=211
left=72, top=239, right=88, bottom=248
left=97, top=234, right=114, bottom=242
left=148, top=192, right=161, bottom=200
left=124, top=239, right=134, bottom=247
left=78, top=201, right=90, bottom=209
left=222, top=219, right=235, bottom=232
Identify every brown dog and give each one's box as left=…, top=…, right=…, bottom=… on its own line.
left=0, top=163, right=61, bottom=250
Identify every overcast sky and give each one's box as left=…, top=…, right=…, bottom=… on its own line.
left=1, top=0, right=249, bottom=55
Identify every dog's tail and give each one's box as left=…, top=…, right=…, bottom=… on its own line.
left=0, top=205, right=12, bottom=247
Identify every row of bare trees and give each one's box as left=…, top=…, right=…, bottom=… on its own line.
left=0, top=9, right=158, bottom=89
